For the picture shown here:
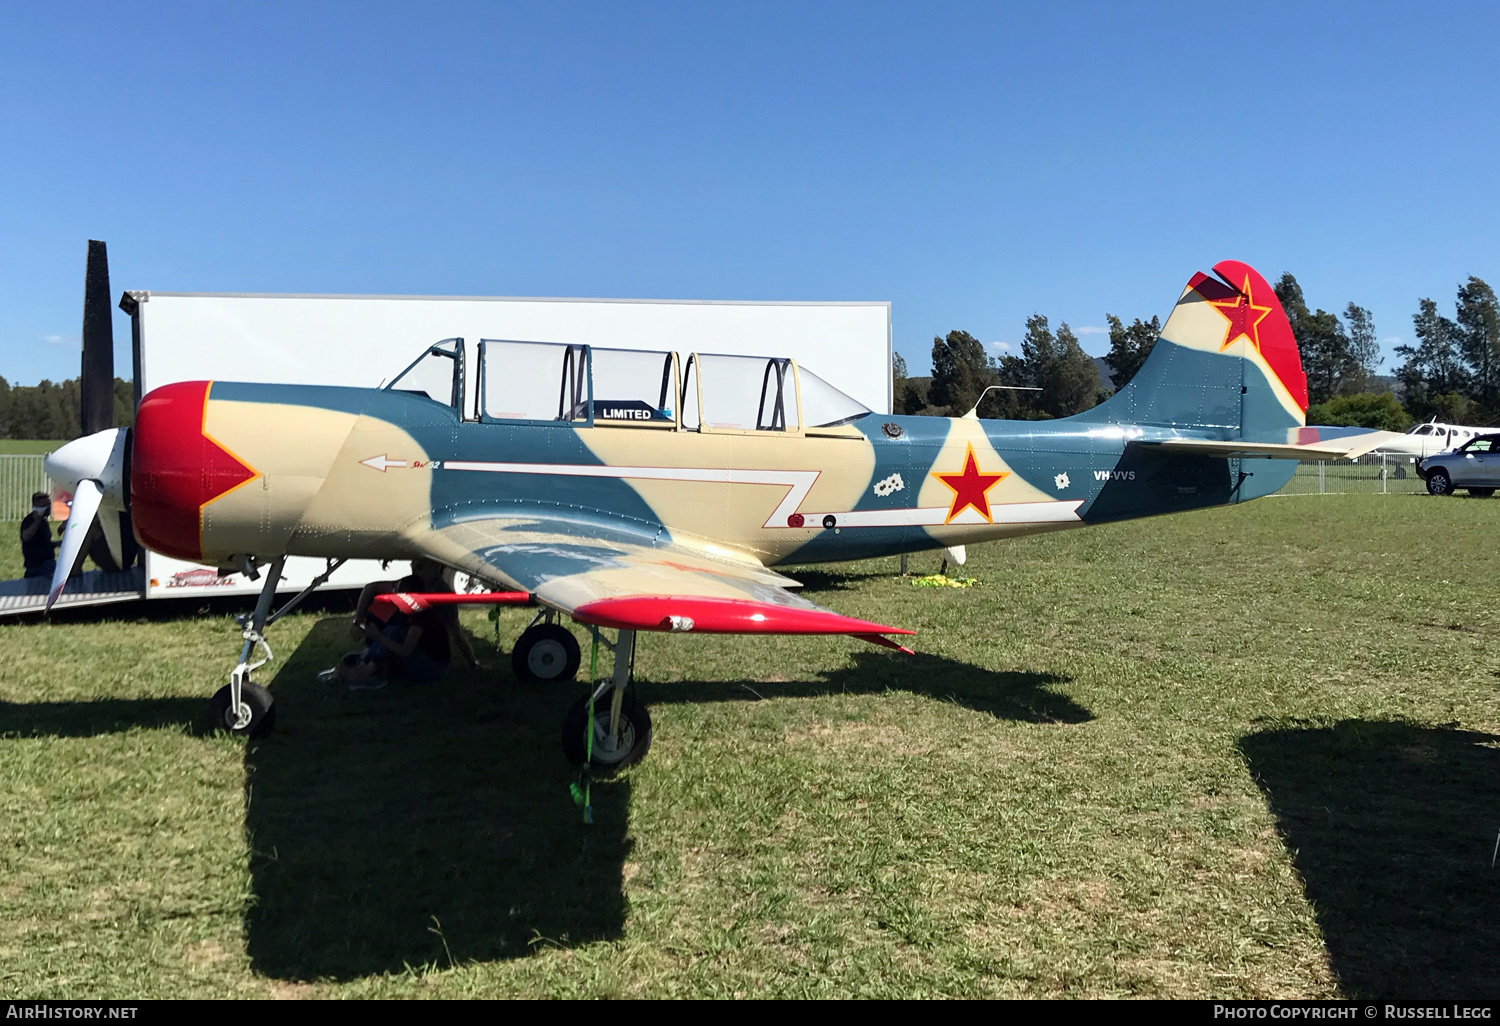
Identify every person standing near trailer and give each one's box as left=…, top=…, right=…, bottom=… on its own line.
left=19, top=492, right=58, bottom=580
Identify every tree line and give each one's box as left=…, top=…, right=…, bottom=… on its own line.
left=0, top=377, right=134, bottom=439
left=6, top=276, right=1496, bottom=437
left=894, top=271, right=1499, bottom=431
left=893, top=312, right=1163, bottom=420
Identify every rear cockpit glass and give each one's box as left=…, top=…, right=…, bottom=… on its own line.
left=387, top=338, right=463, bottom=408
left=799, top=367, right=871, bottom=428
left=690, top=354, right=799, bottom=432
left=479, top=340, right=589, bottom=422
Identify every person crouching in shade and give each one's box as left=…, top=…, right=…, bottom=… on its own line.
left=20, top=492, right=58, bottom=580
left=338, top=572, right=452, bottom=690
left=336, top=558, right=482, bottom=690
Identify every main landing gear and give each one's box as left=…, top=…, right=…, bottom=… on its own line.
left=508, top=611, right=651, bottom=771
left=561, top=628, right=652, bottom=773
left=208, top=554, right=345, bottom=739
left=512, top=611, right=582, bottom=684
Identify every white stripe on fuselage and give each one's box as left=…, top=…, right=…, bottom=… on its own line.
left=437, top=459, right=1083, bottom=529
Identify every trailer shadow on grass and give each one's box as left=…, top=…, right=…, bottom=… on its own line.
left=241, top=616, right=630, bottom=982
left=1240, top=720, right=1500, bottom=999
left=0, top=696, right=208, bottom=737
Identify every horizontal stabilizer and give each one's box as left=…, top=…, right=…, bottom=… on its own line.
left=1139, top=429, right=1406, bottom=461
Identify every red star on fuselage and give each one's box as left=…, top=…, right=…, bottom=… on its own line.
left=933, top=443, right=1008, bottom=523
left=1209, top=274, right=1274, bottom=353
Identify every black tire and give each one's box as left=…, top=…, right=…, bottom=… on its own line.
left=1471, top=488, right=1495, bottom=497
left=511, top=623, right=582, bottom=684
left=562, top=692, right=652, bottom=772
left=1427, top=469, right=1453, bottom=496
left=208, top=681, right=276, bottom=739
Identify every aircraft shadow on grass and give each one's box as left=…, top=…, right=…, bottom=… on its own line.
left=0, top=615, right=1089, bottom=983
left=1240, top=720, right=1500, bottom=999
left=642, top=649, right=1092, bottom=725
left=237, top=616, right=631, bottom=981
left=238, top=622, right=1089, bottom=981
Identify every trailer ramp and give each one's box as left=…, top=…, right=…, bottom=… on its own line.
left=0, top=567, right=146, bottom=617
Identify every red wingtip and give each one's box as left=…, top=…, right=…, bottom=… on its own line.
left=852, top=632, right=915, bottom=655
left=573, top=595, right=915, bottom=641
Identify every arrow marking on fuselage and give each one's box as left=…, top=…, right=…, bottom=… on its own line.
left=437, top=459, right=1084, bottom=529
left=361, top=454, right=407, bottom=472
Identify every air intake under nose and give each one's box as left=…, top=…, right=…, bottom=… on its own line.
left=131, top=380, right=259, bottom=562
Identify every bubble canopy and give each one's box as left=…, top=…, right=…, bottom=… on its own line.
left=387, top=339, right=872, bottom=433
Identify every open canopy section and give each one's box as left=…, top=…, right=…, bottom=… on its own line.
left=413, top=338, right=876, bottom=432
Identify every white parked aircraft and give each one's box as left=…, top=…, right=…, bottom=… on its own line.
left=1375, top=420, right=1489, bottom=460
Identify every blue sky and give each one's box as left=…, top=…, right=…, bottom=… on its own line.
left=2, top=1, right=1498, bottom=385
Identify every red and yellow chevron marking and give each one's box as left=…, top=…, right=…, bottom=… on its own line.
left=132, top=380, right=260, bottom=561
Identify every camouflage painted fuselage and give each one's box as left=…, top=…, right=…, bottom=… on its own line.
left=129, top=261, right=1310, bottom=577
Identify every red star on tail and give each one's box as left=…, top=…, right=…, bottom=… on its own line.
left=1209, top=274, right=1274, bottom=353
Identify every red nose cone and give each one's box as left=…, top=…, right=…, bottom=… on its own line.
left=132, top=381, right=259, bottom=562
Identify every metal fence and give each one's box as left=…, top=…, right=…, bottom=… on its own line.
left=0, top=455, right=51, bottom=518
left=1276, top=452, right=1426, bottom=495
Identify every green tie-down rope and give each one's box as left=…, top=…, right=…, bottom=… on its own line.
left=569, top=626, right=601, bottom=824
left=487, top=604, right=503, bottom=648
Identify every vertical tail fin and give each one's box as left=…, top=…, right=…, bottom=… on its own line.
left=1084, top=260, right=1308, bottom=439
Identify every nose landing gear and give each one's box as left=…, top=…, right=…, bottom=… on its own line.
left=207, top=554, right=345, bottom=739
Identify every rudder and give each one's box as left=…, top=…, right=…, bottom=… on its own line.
left=1083, top=260, right=1308, bottom=439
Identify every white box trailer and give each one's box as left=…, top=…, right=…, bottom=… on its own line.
left=1, top=291, right=891, bottom=613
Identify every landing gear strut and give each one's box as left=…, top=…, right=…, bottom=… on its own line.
left=562, top=629, right=652, bottom=772
left=207, top=555, right=344, bottom=739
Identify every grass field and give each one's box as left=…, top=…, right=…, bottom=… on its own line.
left=0, top=440, right=66, bottom=455
left=1, top=493, right=1498, bottom=999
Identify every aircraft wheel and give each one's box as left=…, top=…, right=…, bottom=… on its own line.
left=562, top=693, right=652, bottom=772
left=1426, top=469, right=1452, bottom=496
left=511, top=623, right=581, bottom=684
left=1470, top=488, right=1494, bottom=497
left=208, top=682, right=276, bottom=739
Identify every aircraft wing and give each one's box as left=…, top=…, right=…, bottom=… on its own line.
left=1139, top=427, right=1407, bottom=461
left=404, top=512, right=914, bottom=651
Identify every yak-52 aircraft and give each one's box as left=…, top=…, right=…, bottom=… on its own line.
left=43, top=258, right=1395, bottom=770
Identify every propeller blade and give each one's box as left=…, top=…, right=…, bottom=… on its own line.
left=47, top=479, right=103, bottom=612
left=81, top=240, right=114, bottom=437
left=99, top=511, right=124, bottom=570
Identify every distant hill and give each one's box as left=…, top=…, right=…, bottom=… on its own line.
left=1092, top=357, right=1115, bottom=390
